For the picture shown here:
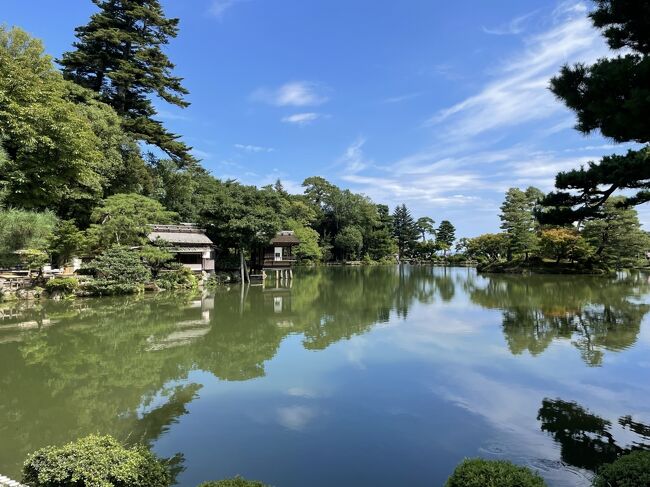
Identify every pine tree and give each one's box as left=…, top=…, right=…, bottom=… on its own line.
left=415, top=216, right=435, bottom=241
left=59, top=0, right=195, bottom=166
left=392, top=204, right=418, bottom=259
left=436, top=220, right=456, bottom=257
left=541, top=0, right=650, bottom=222
left=500, top=187, right=542, bottom=261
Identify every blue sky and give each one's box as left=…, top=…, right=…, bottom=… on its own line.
left=2, top=0, right=643, bottom=236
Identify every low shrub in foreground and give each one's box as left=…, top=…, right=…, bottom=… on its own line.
left=198, top=477, right=269, bottom=487
left=22, top=434, right=171, bottom=487
left=593, top=451, right=650, bottom=487
left=445, top=458, right=547, bottom=487
left=45, top=276, right=79, bottom=295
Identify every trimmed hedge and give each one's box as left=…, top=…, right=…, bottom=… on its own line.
left=45, top=276, right=79, bottom=295
left=593, top=451, right=650, bottom=487
left=198, top=477, right=269, bottom=487
left=22, top=434, right=172, bottom=487
left=445, top=458, right=547, bottom=487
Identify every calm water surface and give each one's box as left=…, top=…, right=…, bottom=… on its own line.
left=1, top=267, right=650, bottom=486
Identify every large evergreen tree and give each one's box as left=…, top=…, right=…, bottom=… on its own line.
left=541, top=0, right=650, bottom=222
left=59, top=0, right=195, bottom=166
left=392, top=204, right=418, bottom=259
left=436, top=220, right=456, bottom=257
left=500, top=187, right=542, bottom=261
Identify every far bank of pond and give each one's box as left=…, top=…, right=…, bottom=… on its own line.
left=1, top=266, right=650, bottom=487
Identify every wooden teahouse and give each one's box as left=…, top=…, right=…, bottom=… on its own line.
left=148, top=224, right=215, bottom=273
left=252, top=230, right=300, bottom=280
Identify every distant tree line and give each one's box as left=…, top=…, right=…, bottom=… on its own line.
left=458, top=186, right=649, bottom=270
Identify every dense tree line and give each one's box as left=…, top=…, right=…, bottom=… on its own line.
left=0, top=3, right=456, bottom=278
left=462, top=186, right=649, bottom=270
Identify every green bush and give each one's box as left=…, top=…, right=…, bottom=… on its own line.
left=83, top=246, right=151, bottom=284
left=22, top=434, right=172, bottom=487
left=198, top=477, right=269, bottom=487
left=445, top=458, right=547, bottom=487
left=156, top=266, right=198, bottom=290
left=593, top=451, right=650, bottom=487
left=82, top=280, right=144, bottom=296
left=45, top=276, right=79, bottom=295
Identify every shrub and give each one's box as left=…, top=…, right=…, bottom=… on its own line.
left=445, top=458, right=547, bottom=487
left=45, top=277, right=79, bottom=295
left=83, top=246, right=151, bottom=284
left=22, top=434, right=172, bottom=487
left=593, top=451, right=650, bottom=487
left=198, top=477, right=269, bottom=487
left=156, top=266, right=198, bottom=290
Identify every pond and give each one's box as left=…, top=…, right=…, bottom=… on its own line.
left=1, top=266, right=650, bottom=486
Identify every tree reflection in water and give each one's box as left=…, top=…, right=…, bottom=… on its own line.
left=1, top=267, right=650, bottom=478
left=538, top=398, right=650, bottom=470
left=467, top=272, right=650, bottom=365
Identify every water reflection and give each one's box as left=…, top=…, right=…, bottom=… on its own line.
left=1, top=267, right=650, bottom=483
left=538, top=398, right=650, bottom=470
left=466, top=272, right=650, bottom=365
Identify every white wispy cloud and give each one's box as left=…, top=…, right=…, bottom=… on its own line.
left=429, top=2, right=609, bottom=140
left=333, top=2, right=624, bottom=234
left=157, top=109, right=189, bottom=121
left=208, top=0, right=246, bottom=19
left=482, top=10, right=539, bottom=36
left=252, top=81, right=328, bottom=107
left=382, top=92, right=423, bottom=104
left=234, top=143, right=274, bottom=153
left=281, top=112, right=322, bottom=125
left=337, top=137, right=370, bottom=173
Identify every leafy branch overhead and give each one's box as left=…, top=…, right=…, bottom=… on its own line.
left=541, top=0, right=650, bottom=222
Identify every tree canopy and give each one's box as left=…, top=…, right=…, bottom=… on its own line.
left=59, top=0, right=195, bottom=166
left=541, top=0, right=650, bottom=222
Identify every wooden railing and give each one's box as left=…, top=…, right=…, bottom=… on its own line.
left=263, top=258, right=297, bottom=268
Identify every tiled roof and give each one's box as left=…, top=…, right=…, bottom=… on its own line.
left=148, top=224, right=213, bottom=245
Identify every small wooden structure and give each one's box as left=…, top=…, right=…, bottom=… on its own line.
left=252, top=231, right=300, bottom=280
left=148, top=224, right=215, bottom=273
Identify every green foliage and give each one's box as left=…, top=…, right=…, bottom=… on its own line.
left=198, top=477, right=268, bottom=487
left=156, top=266, right=198, bottom=291
left=593, top=451, right=650, bottom=487
left=0, top=27, right=146, bottom=220
left=45, top=277, right=80, bottom=295
left=500, top=187, right=542, bottom=260
left=202, top=181, right=283, bottom=252
left=48, top=220, right=84, bottom=266
left=335, top=226, right=364, bottom=260
left=22, top=434, right=172, bottom=487
left=60, top=0, right=194, bottom=166
left=539, top=228, right=592, bottom=263
left=139, top=245, right=174, bottom=278
left=0, top=209, right=57, bottom=266
left=582, top=197, right=649, bottom=268
left=415, top=216, right=435, bottom=241
left=445, top=458, right=547, bottom=487
left=436, top=220, right=456, bottom=256
left=285, top=218, right=322, bottom=263
left=85, top=193, right=177, bottom=251
left=20, top=249, right=50, bottom=276
left=541, top=1, right=650, bottom=220
left=392, top=204, right=418, bottom=258
left=83, top=246, right=151, bottom=295
left=466, top=233, right=509, bottom=263
left=413, top=240, right=439, bottom=261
